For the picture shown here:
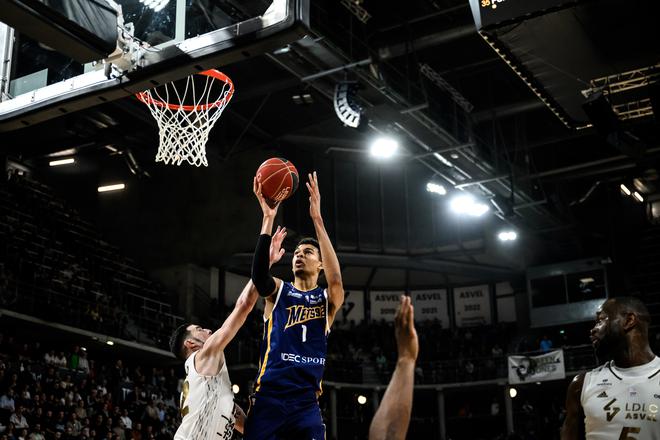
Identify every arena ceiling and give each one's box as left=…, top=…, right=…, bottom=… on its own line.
left=1, top=0, right=658, bottom=289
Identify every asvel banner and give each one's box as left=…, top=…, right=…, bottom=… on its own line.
left=370, top=290, right=405, bottom=322
left=508, top=349, right=566, bottom=384
left=335, top=290, right=365, bottom=327
left=410, top=289, right=449, bottom=327
left=453, top=284, right=491, bottom=327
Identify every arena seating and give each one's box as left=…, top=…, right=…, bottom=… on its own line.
left=0, top=331, right=180, bottom=440
left=0, top=175, right=183, bottom=349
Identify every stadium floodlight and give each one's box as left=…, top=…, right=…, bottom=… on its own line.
left=633, top=191, right=644, bottom=203
left=509, top=387, right=518, bottom=398
left=426, top=182, right=447, bottom=196
left=49, top=158, right=75, bottom=167
left=497, top=231, right=518, bottom=242
left=98, top=183, right=126, bottom=193
left=620, top=184, right=631, bottom=196
left=357, top=395, right=367, bottom=405
left=450, top=194, right=489, bottom=217
left=232, top=384, right=240, bottom=394
left=370, top=137, right=398, bottom=158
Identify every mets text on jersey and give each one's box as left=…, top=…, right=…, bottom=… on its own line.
left=285, top=305, right=326, bottom=330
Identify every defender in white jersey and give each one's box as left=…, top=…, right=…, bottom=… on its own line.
left=561, top=297, right=660, bottom=440
left=176, top=350, right=238, bottom=440
left=169, top=226, right=287, bottom=440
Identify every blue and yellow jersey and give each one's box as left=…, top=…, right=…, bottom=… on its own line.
left=254, top=281, right=328, bottom=396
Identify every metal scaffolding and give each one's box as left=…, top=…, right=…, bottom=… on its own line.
left=585, top=63, right=660, bottom=96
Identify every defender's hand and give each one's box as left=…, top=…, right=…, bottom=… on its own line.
left=233, top=404, right=246, bottom=434
left=269, top=226, right=287, bottom=266
left=306, top=171, right=322, bottom=221
left=254, top=175, right=279, bottom=218
left=395, top=295, right=419, bottom=363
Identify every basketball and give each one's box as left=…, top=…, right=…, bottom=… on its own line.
left=256, top=158, right=299, bottom=206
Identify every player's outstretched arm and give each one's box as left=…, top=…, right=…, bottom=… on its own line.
left=196, top=227, right=287, bottom=373
left=306, top=171, right=344, bottom=326
left=560, top=373, right=585, bottom=440
left=251, top=175, right=283, bottom=297
left=368, top=296, right=418, bottom=440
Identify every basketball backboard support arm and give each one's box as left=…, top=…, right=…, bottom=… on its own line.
left=0, top=23, right=14, bottom=101
left=0, top=0, right=310, bottom=132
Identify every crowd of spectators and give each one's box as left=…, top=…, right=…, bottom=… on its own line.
left=0, top=322, right=571, bottom=440
left=325, top=318, right=516, bottom=384
left=0, top=172, right=603, bottom=440
left=0, top=172, right=598, bottom=388
left=214, top=301, right=517, bottom=385
left=201, top=292, right=592, bottom=388
left=0, top=332, right=181, bottom=440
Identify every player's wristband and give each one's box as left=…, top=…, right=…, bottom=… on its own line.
left=252, top=234, right=276, bottom=297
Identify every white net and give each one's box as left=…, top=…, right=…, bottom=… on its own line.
left=137, top=70, right=234, bottom=167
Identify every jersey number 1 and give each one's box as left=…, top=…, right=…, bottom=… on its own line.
left=302, top=324, right=307, bottom=343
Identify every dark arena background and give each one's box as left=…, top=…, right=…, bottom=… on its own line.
left=0, top=0, right=659, bottom=439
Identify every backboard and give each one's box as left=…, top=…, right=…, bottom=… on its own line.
left=0, top=0, right=309, bottom=131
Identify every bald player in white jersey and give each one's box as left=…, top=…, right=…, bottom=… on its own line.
left=169, top=226, right=287, bottom=440
left=561, top=297, right=660, bottom=440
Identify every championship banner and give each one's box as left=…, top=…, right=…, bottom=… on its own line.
left=336, top=290, right=365, bottom=327
left=508, top=349, right=566, bottom=384
left=224, top=271, right=263, bottom=311
left=410, top=289, right=450, bottom=327
left=370, top=291, right=405, bottom=322
left=453, top=284, right=491, bottom=327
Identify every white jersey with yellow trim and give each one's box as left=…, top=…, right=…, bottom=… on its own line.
left=582, top=356, right=660, bottom=440
left=174, top=351, right=236, bottom=440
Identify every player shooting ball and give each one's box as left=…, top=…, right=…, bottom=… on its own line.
left=244, top=170, right=344, bottom=440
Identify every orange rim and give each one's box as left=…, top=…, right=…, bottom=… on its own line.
left=135, top=69, right=234, bottom=112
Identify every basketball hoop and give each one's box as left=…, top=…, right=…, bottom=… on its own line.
left=136, top=70, right=234, bottom=167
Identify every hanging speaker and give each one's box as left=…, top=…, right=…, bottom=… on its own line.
left=333, top=82, right=363, bottom=128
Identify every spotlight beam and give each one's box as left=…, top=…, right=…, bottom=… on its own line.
left=450, top=194, right=489, bottom=217
left=370, top=137, right=399, bottom=158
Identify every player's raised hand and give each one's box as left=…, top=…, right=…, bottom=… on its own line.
left=394, top=295, right=419, bottom=363
left=269, top=225, right=287, bottom=266
left=306, top=171, right=322, bottom=221
left=254, top=175, right=279, bottom=218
